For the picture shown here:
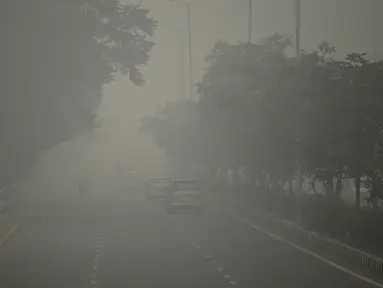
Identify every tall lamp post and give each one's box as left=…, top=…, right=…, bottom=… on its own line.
left=294, top=0, right=303, bottom=219
left=162, top=22, right=186, bottom=99
left=248, top=0, right=252, bottom=43
left=169, top=0, right=194, bottom=100
left=295, top=0, right=301, bottom=57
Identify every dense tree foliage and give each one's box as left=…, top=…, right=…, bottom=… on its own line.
left=142, top=34, right=383, bottom=211
left=0, top=0, right=156, bottom=184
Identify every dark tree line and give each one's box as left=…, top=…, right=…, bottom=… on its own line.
left=142, top=34, right=383, bottom=213
left=0, top=0, right=156, bottom=185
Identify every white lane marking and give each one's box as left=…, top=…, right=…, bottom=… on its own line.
left=93, top=265, right=98, bottom=270
left=0, top=224, right=20, bottom=246
left=234, top=215, right=383, bottom=288
left=90, top=280, right=98, bottom=285
left=94, top=259, right=99, bottom=263
left=185, top=235, right=240, bottom=287
left=238, top=217, right=283, bottom=241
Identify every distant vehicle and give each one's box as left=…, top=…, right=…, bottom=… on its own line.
left=146, top=177, right=171, bottom=201
left=166, top=179, right=204, bottom=213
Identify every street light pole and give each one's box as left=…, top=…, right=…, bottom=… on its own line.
left=248, top=0, right=252, bottom=43
left=169, top=0, right=194, bottom=100
left=187, top=2, right=193, bottom=99
left=295, top=0, right=301, bottom=57
left=179, top=31, right=185, bottom=99
left=294, top=0, right=303, bottom=219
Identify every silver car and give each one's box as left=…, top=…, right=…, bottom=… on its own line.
left=146, top=177, right=171, bottom=201
left=166, top=179, right=204, bottom=213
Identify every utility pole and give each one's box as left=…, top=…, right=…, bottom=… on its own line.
left=248, top=0, right=252, bottom=43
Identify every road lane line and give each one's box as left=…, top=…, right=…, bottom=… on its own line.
left=238, top=217, right=283, bottom=241
left=0, top=224, right=20, bottom=246
left=233, top=215, right=383, bottom=288
left=93, top=265, right=98, bottom=270
left=181, top=230, right=240, bottom=286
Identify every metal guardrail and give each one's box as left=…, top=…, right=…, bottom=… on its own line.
left=250, top=209, right=383, bottom=276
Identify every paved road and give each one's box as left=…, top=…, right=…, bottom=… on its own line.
left=0, top=192, right=381, bottom=288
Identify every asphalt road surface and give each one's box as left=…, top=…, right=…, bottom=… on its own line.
left=0, top=191, right=381, bottom=288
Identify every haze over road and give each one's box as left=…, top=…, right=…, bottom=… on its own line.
left=0, top=190, right=380, bottom=288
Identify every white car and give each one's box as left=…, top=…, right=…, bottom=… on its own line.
left=146, top=177, right=171, bottom=200
left=166, top=179, right=204, bottom=213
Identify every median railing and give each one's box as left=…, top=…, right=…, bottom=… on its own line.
left=247, top=208, right=383, bottom=276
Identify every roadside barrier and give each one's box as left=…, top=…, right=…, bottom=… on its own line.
left=249, top=208, right=383, bottom=276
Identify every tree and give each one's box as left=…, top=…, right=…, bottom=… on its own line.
left=144, top=33, right=383, bottom=217
left=0, top=0, right=156, bottom=185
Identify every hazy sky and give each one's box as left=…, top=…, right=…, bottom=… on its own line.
left=101, top=0, right=383, bottom=128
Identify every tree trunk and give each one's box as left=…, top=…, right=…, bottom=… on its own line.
left=335, top=177, right=343, bottom=198
left=355, top=176, right=360, bottom=210
left=371, top=174, right=379, bottom=210
left=325, top=176, right=334, bottom=197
